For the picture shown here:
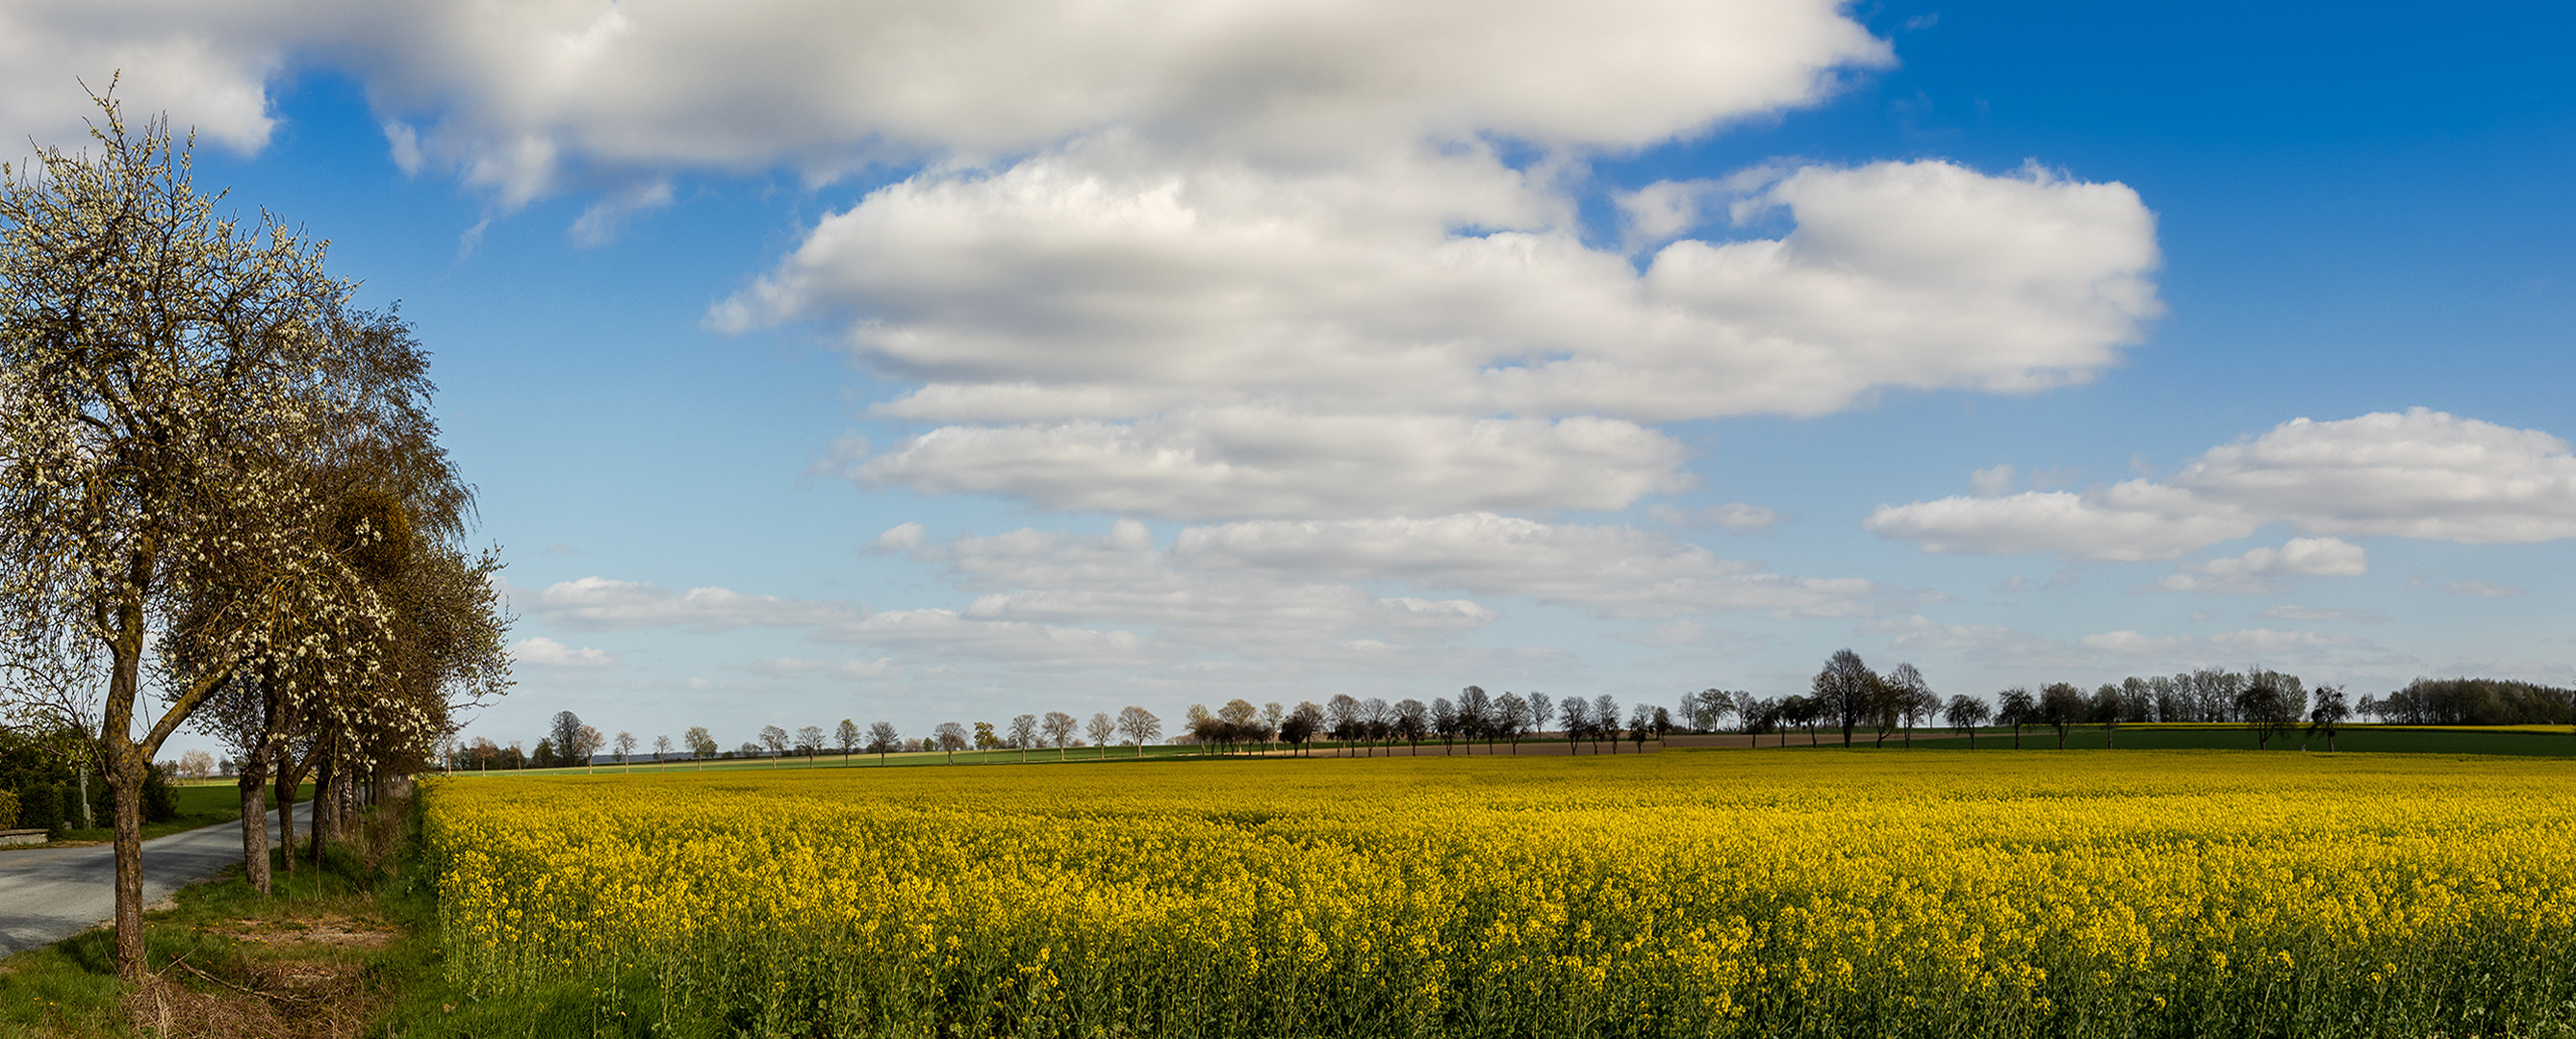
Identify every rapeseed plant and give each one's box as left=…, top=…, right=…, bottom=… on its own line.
left=427, top=752, right=2576, bottom=1037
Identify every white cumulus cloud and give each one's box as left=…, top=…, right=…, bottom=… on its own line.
left=0, top=1, right=292, bottom=156
left=12, top=4, right=2165, bottom=527
left=828, top=512, right=1882, bottom=675
left=510, top=636, right=619, bottom=669
left=2142, top=537, right=2368, bottom=594
left=824, top=410, right=1689, bottom=520
left=818, top=609, right=1149, bottom=670
left=2, top=0, right=1886, bottom=200
left=2175, top=409, right=2576, bottom=543
left=528, top=576, right=857, bottom=631
left=1864, top=483, right=2254, bottom=562
left=1865, top=617, right=2407, bottom=674
left=1654, top=503, right=1782, bottom=530
left=746, top=155, right=2158, bottom=518
left=1870, top=409, right=2576, bottom=560
left=1171, top=513, right=1875, bottom=618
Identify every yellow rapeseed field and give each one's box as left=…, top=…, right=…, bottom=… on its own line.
left=426, top=751, right=2576, bottom=1037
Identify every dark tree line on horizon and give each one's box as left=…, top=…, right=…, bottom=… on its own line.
left=1682, top=653, right=2569, bottom=752
left=456, top=666, right=2573, bottom=775
left=2365, top=678, right=2576, bottom=726
left=1184, top=690, right=1672, bottom=756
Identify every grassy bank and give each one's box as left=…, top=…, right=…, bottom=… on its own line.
left=0, top=794, right=431, bottom=1039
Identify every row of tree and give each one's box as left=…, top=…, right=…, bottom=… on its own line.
left=1184, top=690, right=1672, bottom=755
left=465, top=689, right=1703, bottom=773
left=2365, top=678, right=2575, bottom=726
left=1673, top=652, right=2350, bottom=751
left=1942, top=672, right=2339, bottom=750
left=0, top=93, right=512, bottom=978
left=497, top=691, right=1694, bottom=772
left=453, top=663, right=2564, bottom=780
left=449, top=707, right=1176, bottom=771
left=1667, top=650, right=1944, bottom=748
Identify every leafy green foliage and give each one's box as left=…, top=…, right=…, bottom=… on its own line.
left=15, top=780, right=61, bottom=834
left=140, top=762, right=177, bottom=824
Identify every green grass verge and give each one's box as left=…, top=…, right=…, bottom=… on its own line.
left=0, top=792, right=435, bottom=1039
left=0, top=936, right=127, bottom=1039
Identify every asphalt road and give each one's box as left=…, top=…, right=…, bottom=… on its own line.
left=0, top=803, right=300, bottom=958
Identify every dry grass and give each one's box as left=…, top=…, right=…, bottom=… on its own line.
left=118, top=827, right=414, bottom=1039
left=115, top=904, right=401, bottom=1039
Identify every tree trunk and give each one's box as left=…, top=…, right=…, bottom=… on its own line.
left=99, top=588, right=152, bottom=981
left=311, top=750, right=336, bottom=869
left=108, top=752, right=147, bottom=980
left=330, top=768, right=350, bottom=836
left=275, top=760, right=302, bottom=875
left=317, top=755, right=337, bottom=839
left=238, top=748, right=271, bottom=895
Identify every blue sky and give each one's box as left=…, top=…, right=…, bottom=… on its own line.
left=18, top=1, right=2568, bottom=757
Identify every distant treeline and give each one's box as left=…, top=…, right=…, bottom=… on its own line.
left=2366, top=678, right=2576, bottom=726
left=1693, top=660, right=2574, bottom=738
left=2079, top=668, right=2306, bottom=725
left=2014, top=672, right=2573, bottom=728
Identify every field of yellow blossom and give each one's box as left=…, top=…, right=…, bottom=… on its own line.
left=425, top=751, right=2576, bottom=1037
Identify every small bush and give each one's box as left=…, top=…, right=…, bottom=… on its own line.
left=18, top=781, right=61, bottom=834
left=142, top=763, right=178, bottom=823
left=61, top=781, right=87, bottom=829
left=0, top=788, right=17, bottom=829
left=320, top=838, right=380, bottom=888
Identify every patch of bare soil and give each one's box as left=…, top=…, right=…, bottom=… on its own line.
left=120, top=798, right=421, bottom=1038
left=220, top=915, right=396, bottom=950
left=124, top=915, right=400, bottom=1037
left=127, top=960, right=381, bottom=1039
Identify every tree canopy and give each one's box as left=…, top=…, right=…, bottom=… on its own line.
left=0, top=89, right=507, bottom=978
